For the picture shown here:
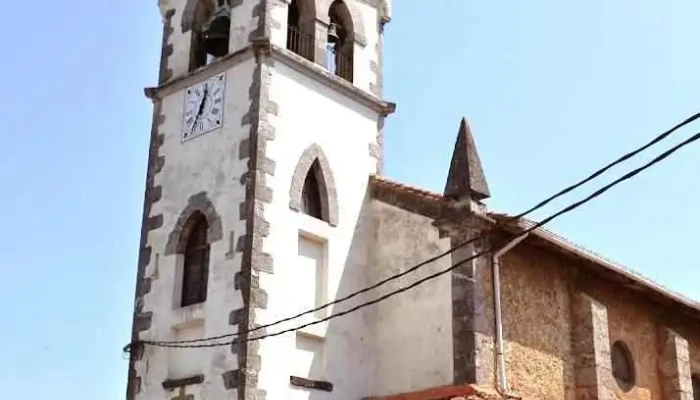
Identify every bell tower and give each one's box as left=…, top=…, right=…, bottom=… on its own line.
left=127, top=1, right=394, bottom=400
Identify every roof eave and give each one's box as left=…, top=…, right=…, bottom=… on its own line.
left=489, top=215, right=700, bottom=320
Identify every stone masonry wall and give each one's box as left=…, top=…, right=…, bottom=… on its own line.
left=486, top=240, right=700, bottom=400
left=588, top=274, right=663, bottom=400
left=484, top=244, right=574, bottom=399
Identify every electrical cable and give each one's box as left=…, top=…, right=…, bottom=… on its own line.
left=128, top=112, right=700, bottom=349
left=131, top=129, right=700, bottom=350
left=130, top=111, right=699, bottom=348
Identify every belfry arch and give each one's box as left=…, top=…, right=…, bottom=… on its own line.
left=286, top=0, right=317, bottom=61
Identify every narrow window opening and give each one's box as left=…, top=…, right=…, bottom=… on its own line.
left=181, top=214, right=210, bottom=307
left=301, top=161, right=324, bottom=221
left=287, top=0, right=301, bottom=53
left=190, top=0, right=231, bottom=71
left=286, top=0, right=315, bottom=61
left=327, top=0, right=353, bottom=82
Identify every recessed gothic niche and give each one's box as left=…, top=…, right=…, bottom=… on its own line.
left=611, top=340, right=635, bottom=392
left=164, top=192, right=223, bottom=307
left=182, top=0, right=232, bottom=71
left=289, top=144, right=339, bottom=226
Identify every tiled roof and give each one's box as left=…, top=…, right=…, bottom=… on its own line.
left=369, top=176, right=449, bottom=218
left=371, top=175, right=445, bottom=202
left=365, top=384, right=509, bottom=400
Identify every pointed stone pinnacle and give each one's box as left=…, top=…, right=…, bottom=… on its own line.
left=444, top=118, right=491, bottom=201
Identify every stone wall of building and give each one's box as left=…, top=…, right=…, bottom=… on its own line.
left=583, top=272, right=663, bottom=399
left=677, top=324, right=700, bottom=380
left=483, top=244, right=574, bottom=399
left=485, top=239, right=700, bottom=400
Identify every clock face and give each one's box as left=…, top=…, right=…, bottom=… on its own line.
left=182, top=73, right=226, bottom=141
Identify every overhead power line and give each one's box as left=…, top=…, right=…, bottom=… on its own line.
left=139, top=129, right=700, bottom=349
left=125, top=112, right=700, bottom=352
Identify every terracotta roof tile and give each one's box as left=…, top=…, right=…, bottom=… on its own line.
left=369, top=176, right=449, bottom=219
left=366, top=384, right=509, bottom=400
left=371, top=175, right=445, bottom=202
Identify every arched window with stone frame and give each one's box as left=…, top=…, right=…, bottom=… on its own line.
left=327, top=0, right=354, bottom=82
left=188, top=0, right=232, bottom=71
left=180, top=212, right=211, bottom=307
left=286, top=0, right=316, bottom=61
left=289, top=144, right=339, bottom=226
left=163, top=193, right=222, bottom=308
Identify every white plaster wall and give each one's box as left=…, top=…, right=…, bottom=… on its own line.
left=161, top=0, right=191, bottom=80
left=259, top=60, right=380, bottom=400
left=368, top=202, right=454, bottom=397
left=135, top=56, right=256, bottom=400
left=228, top=0, right=261, bottom=54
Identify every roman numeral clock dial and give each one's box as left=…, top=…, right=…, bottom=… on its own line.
left=181, top=73, right=226, bottom=141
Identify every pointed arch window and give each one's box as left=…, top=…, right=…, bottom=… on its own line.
left=290, top=145, right=339, bottom=226
left=302, top=161, right=324, bottom=220
left=181, top=214, right=210, bottom=307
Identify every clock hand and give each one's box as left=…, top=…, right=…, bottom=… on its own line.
left=197, top=84, right=209, bottom=116
left=190, top=115, right=200, bottom=135
left=190, top=84, right=209, bottom=135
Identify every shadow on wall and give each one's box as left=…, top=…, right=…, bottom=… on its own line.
left=292, top=196, right=454, bottom=400
left=288, top=210, right=688, bottom=399
left=300, top=196, right=374, bottom=400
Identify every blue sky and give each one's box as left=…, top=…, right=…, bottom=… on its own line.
left=0, top=0, right=699, bottom=398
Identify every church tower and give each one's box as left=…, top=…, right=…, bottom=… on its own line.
left=127, top=1, right=394, bottom=400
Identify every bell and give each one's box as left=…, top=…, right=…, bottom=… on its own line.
left=327, top=22, right=340, bottom=45
left=202, top=4, right=231, bottom=58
